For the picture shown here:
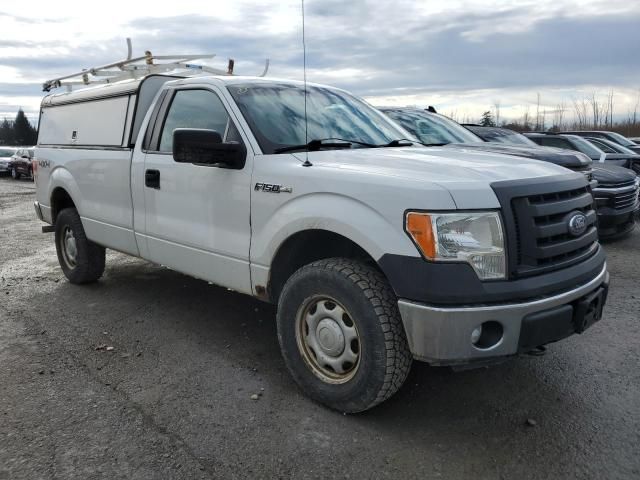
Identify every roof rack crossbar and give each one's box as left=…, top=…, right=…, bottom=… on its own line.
left=42, top=38, right=269, bottom=92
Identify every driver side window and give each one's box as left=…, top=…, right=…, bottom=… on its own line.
left=158, top=89, right=241, bottom=152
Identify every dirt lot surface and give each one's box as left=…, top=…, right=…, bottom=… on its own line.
left=1, top=176, right=639, bottom=479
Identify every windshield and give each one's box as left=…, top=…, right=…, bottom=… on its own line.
left=227, top=83, right=408, bottom=154
left=570, top=136, right=605, bottom=157
left=382, top=109, right=481, bottom=145
left=474, top=128, right=538, bottom=146
left=588, top=139, right=616, bottom=153
left=602, top=141, right=638, bottom=155
left=0, top=148, right=16, bottom=157
left=607, top=132, right=634, bottom=147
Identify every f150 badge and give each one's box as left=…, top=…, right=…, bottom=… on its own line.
left=254, top=183, right=292, bottom=193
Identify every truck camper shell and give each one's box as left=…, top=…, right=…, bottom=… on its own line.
left=38, top=75, right=181, bottom=149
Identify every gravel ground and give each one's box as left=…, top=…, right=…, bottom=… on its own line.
left=1, top=176, right=639, bottom=480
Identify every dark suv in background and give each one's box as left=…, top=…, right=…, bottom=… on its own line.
left=561, top=131, right=640, bottom=154
left=585, top=137, right=640, bottom=163
left=525, top=133, right=640, bottom=173
left=525, top=133, right=639, bottom=239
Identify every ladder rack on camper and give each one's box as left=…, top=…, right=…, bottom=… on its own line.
left=42, top=38, right=270, bottom=92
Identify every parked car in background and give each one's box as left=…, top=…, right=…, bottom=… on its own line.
left=589, top=163, right=639, bottom=238
left=0, top=147, right=18, bottom=176
left=380, top=109, right=593, bottom=177
left=462, top=124, right=540, bottom=147
left=585, top=136, right=640, bottom=158
left=561, top=131, right=640, bottom=154
left=525, top=133, right=640, bottom=173
left=381, top=109, right=637, bottom=239
left=9, top=147, right=35, bottom=179
left=629, top=137, right=640, bottom=144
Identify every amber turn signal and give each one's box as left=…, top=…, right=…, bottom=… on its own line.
left=405, top=212, right=436, bottom=259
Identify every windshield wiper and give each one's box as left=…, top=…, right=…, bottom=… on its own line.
left=273, top=137, right=415, bottom=154
left=416, top=142, right=448, bottom=147
left=274, top=139, right=353, bottom=154
left=383, top=139, right=415, bottom=147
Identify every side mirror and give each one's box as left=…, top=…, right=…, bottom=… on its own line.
left=173, top=128, right=246, bottom=169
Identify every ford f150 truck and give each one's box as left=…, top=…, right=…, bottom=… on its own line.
left=34, top=74, right=609, bottom=412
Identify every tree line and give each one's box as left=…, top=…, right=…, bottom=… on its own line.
left=0, top=109, right=38, bottom=146
left=453, top=90, right=640, bottom=137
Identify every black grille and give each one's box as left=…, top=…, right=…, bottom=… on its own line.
left=492, top=176, right=599, bottom=279
left=594, top=180, right=639, bottom=211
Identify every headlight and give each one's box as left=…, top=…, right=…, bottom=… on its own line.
left=405, top=211, right=506, bottom=280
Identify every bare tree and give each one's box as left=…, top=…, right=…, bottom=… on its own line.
left=572, top=96, right=589, bottom=129
left=552, top=101, right=566, bottom=131
left=522, top=106, right=531, bottom=131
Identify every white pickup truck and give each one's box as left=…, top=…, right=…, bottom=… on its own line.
left=34, top=74, right=609, bottom=412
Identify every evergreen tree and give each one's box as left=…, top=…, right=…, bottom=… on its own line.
left=13, top=109, right=37, bottom=145
left=0, top=118, right=15, bottom=145
left=480, top=111, right=496, bottom=127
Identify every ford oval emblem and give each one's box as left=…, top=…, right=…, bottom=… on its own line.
left=568, top=213, right=587, bottom=237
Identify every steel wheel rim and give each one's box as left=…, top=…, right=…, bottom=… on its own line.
left=61, top=226, right=78, bottom=269
left=295, top=295, right=361, bottom=384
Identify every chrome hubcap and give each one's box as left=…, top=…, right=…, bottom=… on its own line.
left=61, top=226, right=77, bottom=268
left=296, top=296, right=360, bottom=384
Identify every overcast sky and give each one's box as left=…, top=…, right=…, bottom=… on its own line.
left=1, top=0, right=639, bottom=124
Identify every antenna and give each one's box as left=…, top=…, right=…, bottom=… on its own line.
left=301, top=0, right=312, bottom=167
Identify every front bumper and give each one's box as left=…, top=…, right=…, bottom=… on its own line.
left=397, top=265, right=609, bottom=365
left=596, top=207, right=637, bottom=239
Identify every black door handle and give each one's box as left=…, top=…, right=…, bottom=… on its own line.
left=145, top=169, right=160, bottom=189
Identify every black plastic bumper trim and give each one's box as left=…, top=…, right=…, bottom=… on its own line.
left=378, top=246, right=606, bottom=306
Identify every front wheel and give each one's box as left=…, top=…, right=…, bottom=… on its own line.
left=55, top=208, right=106, bottom=284
left=11, top=167, right=19, bottom=179
left=277, top=258, right=412, bottom=413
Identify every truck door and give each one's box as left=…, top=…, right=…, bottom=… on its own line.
left=141, top=87, right=253, bottom=294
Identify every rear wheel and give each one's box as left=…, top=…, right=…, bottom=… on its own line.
left=277, top=258, right=412, bottom=413
left=55, top=208, right=105, bottom=284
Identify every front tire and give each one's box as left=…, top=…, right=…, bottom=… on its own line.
left=277, top=258, right=412, bottom=413
left=11, top=167, right=19, bottom=179
left=55, top=208, right=105, bottom=284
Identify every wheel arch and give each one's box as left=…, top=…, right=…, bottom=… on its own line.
left=266, top=229, right=380, bottom=304
left=50, top=187, right=76, bottom=222
left=48, top=167, right=83, bottom=222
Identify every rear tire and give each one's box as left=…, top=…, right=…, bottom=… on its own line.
left=277, top=258, right=412, bottom=413
left=55, top=208, right=105, bottom=284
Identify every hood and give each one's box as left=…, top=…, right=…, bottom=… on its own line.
left=592, top=163, right=638, bottom=186
left=445, top=142, right=592, bottom=169
left=293, top=146, right=580, bottom=209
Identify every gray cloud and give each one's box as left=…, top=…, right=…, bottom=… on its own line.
left=1, top=3, right=639, bottom=118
